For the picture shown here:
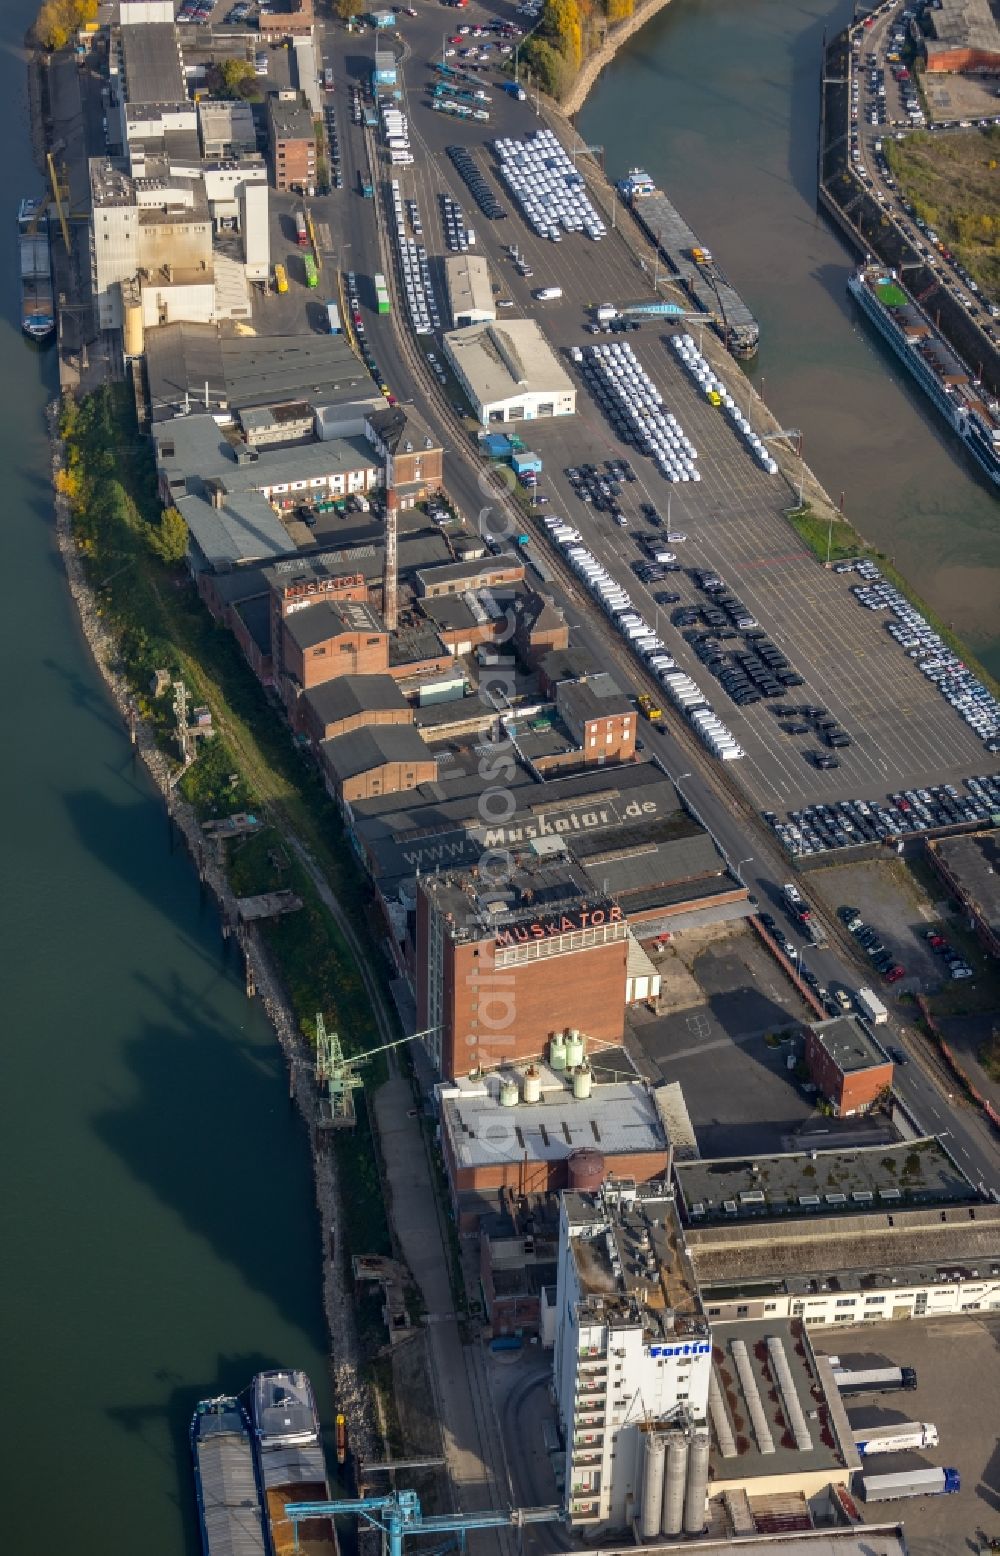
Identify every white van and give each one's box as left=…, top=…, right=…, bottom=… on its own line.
left=533, top=287, right=563, bottom=301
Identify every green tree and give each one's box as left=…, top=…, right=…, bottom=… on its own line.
left=207, top=58, right=257, bottom=99
left=149, top=506, right=189, bottom=564
left=336, top=0, right=362, bottom=17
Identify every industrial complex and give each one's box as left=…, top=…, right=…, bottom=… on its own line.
left=35, top=0, right=1000, bottom=1553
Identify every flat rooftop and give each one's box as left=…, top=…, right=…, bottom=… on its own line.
left=808, top=1015, right=888, bottom=1075
left=930, top=828, right=1000, bottom=935
left=710, top=1319, right=848, bottom=1484
left=564, top=1186, right=705, bottom=1332
left=440, top=1069, right=666, bottom=1171
left=120, top=22, right=185, bottom=106
left=675, top=1140, right=976, bottom=1226
left=422, top=854, right=613, bottom=943
left=928, top=0, right=1000, bottom=54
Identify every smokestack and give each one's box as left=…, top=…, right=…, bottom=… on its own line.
left=383, top=485, right=399, bottom=631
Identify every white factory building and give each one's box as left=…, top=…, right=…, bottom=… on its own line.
left=444, top=254, right=496, bottom=327
left=443, top=319, right=576, bottom=425
left=552, top=1183, right=712, bottom=1532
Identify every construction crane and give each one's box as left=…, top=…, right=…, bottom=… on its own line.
left=285, top=1489, right=563, bottom=1556
left=46, top=152, right=71, bottom=253
left=313, top=1016, right=439, bottom=1127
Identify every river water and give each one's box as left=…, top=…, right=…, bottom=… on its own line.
left=579, top=0, right=1000, bottom=678
left=0, top=6, right=331, bottom=1553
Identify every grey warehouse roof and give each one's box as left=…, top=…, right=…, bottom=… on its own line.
left=301, top=674, right=408, bottom=727
left=177, top=490, right=292, bottom=571
left=710, top=1318, right=846, bottom=1480
left=675, top=1140, right=976, bottom=1225
left=154, top=415, right=376, bottom=499
left=120, top=23, right=185, bottom=106
left=321, top=724, right=435, bottom=782
left=145, top=325, right=379, bottom=421
left=444, top=319, right=574, bottom=405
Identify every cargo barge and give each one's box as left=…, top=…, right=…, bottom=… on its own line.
left=252, top=1370, right=339, bottom=1556
left=190, top=1395, right=268, bottom=1556
left=616, top=170, right=759, bottom=358
left=18, top=197, right=55, bottom=342
left=848, top=262, right=1000, bottom=490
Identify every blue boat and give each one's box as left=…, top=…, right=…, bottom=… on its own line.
left=191, top=1395, right=268, bottom=1556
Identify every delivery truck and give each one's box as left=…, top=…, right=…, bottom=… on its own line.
left=856, top=987, right=889, bottom=1026
left=832, top=1364, right=917, bottom=1395
left=853, top=1422, right=939, bottom=1457
left=859, top=1467, right=959, bottom=1503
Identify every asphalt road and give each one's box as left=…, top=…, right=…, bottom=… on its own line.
left=306, top=4, right=1000, bottom=1193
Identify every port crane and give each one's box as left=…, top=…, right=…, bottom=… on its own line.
left=314, top=1015, right=440, bottom=1126
left=285, top=1488, right=563, bottom=1556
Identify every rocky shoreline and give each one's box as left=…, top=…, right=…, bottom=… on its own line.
left=561, top=0, right=674, bottom=117
left=47, top=400, right=379, bottom=1464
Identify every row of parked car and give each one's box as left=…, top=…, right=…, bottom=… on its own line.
left=493, top=129, right=606, bottom=243
left=768, top=774, right=1000, bottom=858
left=581, top=342, right=703, bottom=481
left=838, top=907, right=906, bottom=983
left=667, top=334, right=780, bottom=476
left=389, top=184, right=442, bottom=337
left=447, top=144, right=506, bottom=220
left=441, top=194, right=471, bottom=252
left=324, top=100, right=344, bottom=192
left=540, top=518, right=743, bottom=759
left=843, top=563, right=1000, bottom=751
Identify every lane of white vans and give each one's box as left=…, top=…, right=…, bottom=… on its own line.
left=542, top=514, right=746, bottom=761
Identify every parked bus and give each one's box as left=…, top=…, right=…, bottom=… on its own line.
left=303, top=253, right=318, bottom=288
left=274, top=263, right=288, bottom=294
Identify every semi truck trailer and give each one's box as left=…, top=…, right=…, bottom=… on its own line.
left=859, top=1467, right=959, bottom=1502
left=853, top=1422, right=939, bottom=1456
left=832, top=1364, right=917, bottom=1395
left=856, top=987, right=889, bottom=1025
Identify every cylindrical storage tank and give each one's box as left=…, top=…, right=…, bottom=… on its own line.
left=572, top=1063, right=593, bottom=1101
left=639, top=1433, right=665, bottom=1540
left=661, top=1435, right=688, bottom=1537
left=499, top=1078, right=518, bottom=1108
left=564, top=1031, right=585, bottom=1069
left=548, top=1033, right=567, bottom=1070
left=683, top=1429, right=711, bottom=1535
left=523, top=1066, right=542, bottom=1104
left=123, top=297, right=144, bottom=359
left=567, top=1147, right=605, bottom=1192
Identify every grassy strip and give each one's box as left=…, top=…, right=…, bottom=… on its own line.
left=61, top=384, right=393, bottom=1262
left=785, top=502, right=1000, bottom=701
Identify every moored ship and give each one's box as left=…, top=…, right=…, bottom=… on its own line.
left=18, top=197, right=55, bottom=342
left=190, top=1395, right=268, bottom=1556
left=616, top=169, right=759, bottom=358
left=848, top=262, right=1000, bottom=490
left=252, top=1370, right=338, bottom=1556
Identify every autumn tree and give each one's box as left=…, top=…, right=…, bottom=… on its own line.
left=35, top=0, right=97, bottom=51
left=148, top=506, right=189, bottom=565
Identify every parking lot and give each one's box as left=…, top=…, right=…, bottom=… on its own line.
left=626, top=930, right=818, bottom=1156
left=812, top=1315, right=1000, bottom=1556
left=311, top=8, right=999, bottom=820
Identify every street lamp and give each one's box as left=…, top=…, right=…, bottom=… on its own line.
left=734, top=856, right=754, bottom=886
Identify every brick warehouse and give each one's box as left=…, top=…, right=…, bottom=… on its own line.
left=804, top=1015, right=894, bottom=1117
left=415, top=857, right=630, bottom=1079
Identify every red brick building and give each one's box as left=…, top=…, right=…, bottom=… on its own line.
left=299, top=672, right=412, bottom=747
left=266, top=94, right=316, bottom=192
left=416, top=859, right=630, bottom=1079
left=804, top=1015, right=894, bottom=1117
left=320, top=724, right=437, bottom=805
left=555, top=673, right=637, bottom=767
left=278, top=599, right=389, bottom=718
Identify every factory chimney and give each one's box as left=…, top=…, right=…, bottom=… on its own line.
left=383, top=484, right=399, bottom=631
